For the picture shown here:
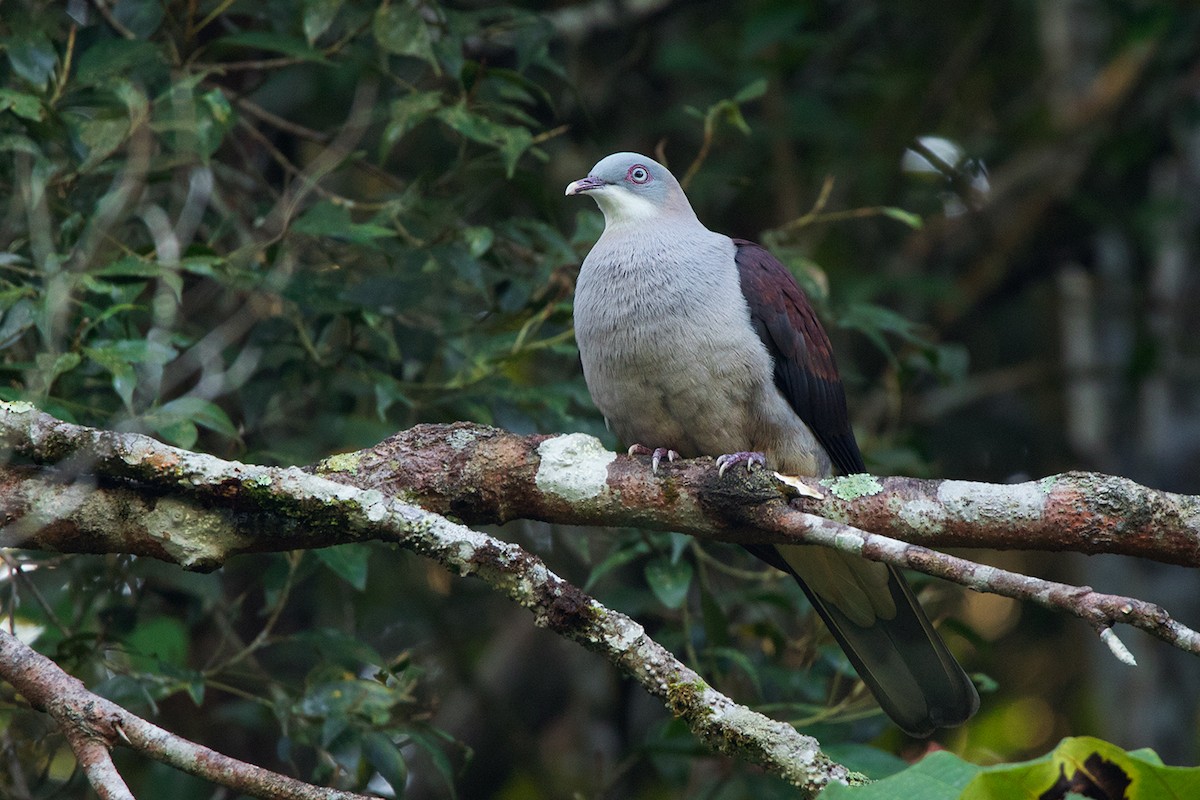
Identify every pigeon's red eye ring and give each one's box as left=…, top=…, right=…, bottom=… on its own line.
left=627, top=165, right=650, bottom=184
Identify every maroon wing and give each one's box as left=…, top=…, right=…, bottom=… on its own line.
left=733, top=239, right=865, bottom=476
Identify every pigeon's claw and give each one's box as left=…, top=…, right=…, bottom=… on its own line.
left=627, top=444, right=679, bottom=474
left=716, top=451, right=767, bottom=477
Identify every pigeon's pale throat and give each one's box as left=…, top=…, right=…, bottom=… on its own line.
left=567, top=183, right=664, bottom=227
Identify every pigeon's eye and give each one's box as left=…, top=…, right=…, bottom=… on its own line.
left=628, top=166, right=650, bottom=184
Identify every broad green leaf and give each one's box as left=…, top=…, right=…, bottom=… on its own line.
left=196, top=88, right=235, bottom=158
left=92, top=256, right=160, bottom=278
left=303, top=0, right=345, bottom=44
left=294, top=201, right=395, bottom=244
left=384, top=91, right=444, bottom=148
left=216, top=31, right=326, bottom=61
left=374, top=2, right=439, bottom=72
left=734, top=77, right=769, bottom=103
left=74, top=40, right=162, bottom=87
left=462, top=226, right=494, bottom=258
left=705, top=646, right=762, bottom=694
left=85, top=338, right=176, bottom=366
left=583, top=540, right=651, bottom=591
left=0, top=297, right=37, bottom=349
left=126, top=616, right=189, bottom=671
left=0, top=133, right=42, bottom=157
left=152, top=418, right=198, bottom=449
left=436, top=102, right=533, bottom=176
left=823, top=737, right=1200, bottom=799
left=821, top=743, right=910, bottom=781
left=405, top=728, right=459, bottom=800
left=820, top=749, right=979, bottom=798
left=361, top=732, right=409, bottom=796
left=6, top=30, right=57, bottom=89
left=146, top=397, right=239, bottom=440
left=963, top=736, right=1200, bottom=800
left=75, top=116, right=131, bottom=173
left=296, top=679, right=397, bottom=725
left=113, top=0, right=165, bottom=38
left=33, top=352, right=81, bottom=386
left=0, top=89, right=44, bottom=121
left=314, top=544, right=370, bottom=591
left=644, top=557, right=693, bottom=609
left=291, top=628, right=385, bottom=668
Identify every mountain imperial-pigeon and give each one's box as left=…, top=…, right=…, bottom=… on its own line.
left=566, top=152, right=979, bottom=737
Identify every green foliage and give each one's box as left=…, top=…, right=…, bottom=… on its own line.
left=0, top=0, right=577, bottom=464
left=821, top=736, right=1200, bottom=799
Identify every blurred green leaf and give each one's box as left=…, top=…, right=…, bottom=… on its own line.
left=0, top=88, right=43, bottom=121
left=6, top=29, right=57, bottom=89
left=297, top=678, right=398, bottom=725
left=303, top=0, right=345, bottom=44
left=74, top=39, right=163, bottom=87
left=217, top=31, right=326, bottom=61
left=294, top=201, right=395, bottom=244
left=584, top=539, right=651, bottom=591
left=384, top=90, right=444, bottom=148
left=734, top=77, right=769, bottom=103
left=374, top=2, right=439, bottom=72
left=437, top=102, right=534, bottom=177
left=362, top=732, right=409, bottom=797
left=314, top=544, right=370, bottom=591
left=462, top=226, right=494, bottom=258
left=644, top=557, right=693, bottom=609
left=126, top=616, right=189, bottom=671
left=880, top=207, right=924, bottom=229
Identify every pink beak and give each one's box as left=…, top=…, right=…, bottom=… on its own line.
left=565, top=176, right=607, bottom=196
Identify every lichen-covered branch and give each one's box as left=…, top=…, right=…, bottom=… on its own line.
left=314, top=422, right=1200, bottom=567
left=0, top=403, right=854, bottom=795
left=0, top=628, right=373, bottom=800
left=3, top=403, right=1200, bottom=660
left=5, top=406, right=1198, bottom=567
left=748, top=507, right=1200, bottom=660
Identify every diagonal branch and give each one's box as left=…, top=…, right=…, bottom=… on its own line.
left=751, top=507, right=1200, bottom=661
left=0, top=628, right=373, bottom=800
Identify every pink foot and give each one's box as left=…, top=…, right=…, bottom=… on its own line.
left=628, top=444, right=679, bottom=474
left=715, top=451, right=766, bottom=477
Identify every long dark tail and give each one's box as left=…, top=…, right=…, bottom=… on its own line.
left=747, top=544, right=979, bottom=737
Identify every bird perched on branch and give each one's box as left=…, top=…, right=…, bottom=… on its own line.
left=565, top=152, right=978, bottom=736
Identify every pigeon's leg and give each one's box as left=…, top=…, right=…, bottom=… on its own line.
left=715, top=451, right=767, bottom=477
left=627, top=443, right=679, bottom=474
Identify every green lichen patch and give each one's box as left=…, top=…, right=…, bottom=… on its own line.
left=823, top=473, right=884, bottom=500
left=319, top=451, right=363, bottom=475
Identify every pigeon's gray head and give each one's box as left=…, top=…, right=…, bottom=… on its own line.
left=565, top=152, right=695, bottom=226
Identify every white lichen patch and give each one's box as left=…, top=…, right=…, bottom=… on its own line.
left=447, top=427, right=481, bottom=450
left=822, top=473, right=883, bottom=500
left=534, top=433, right=615, bottom=502
left=833, top=529, right=866, bottom=554
left=897, top=496, right=946, bottom=534
left=358, top=490, right=389, bottom=522
left=938, top=479, right=1044, bottom=522
left=145, top=497, right=246, bottom=569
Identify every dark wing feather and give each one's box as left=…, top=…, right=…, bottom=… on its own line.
left=733, top=239, right=866, bottom=475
